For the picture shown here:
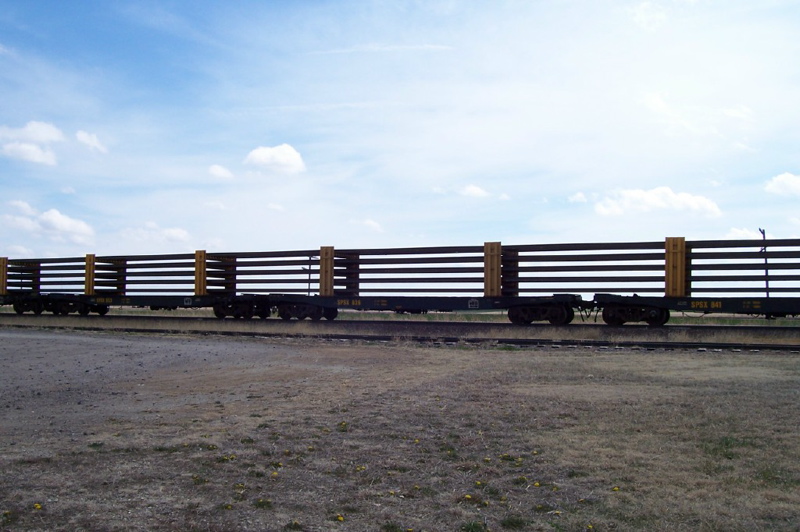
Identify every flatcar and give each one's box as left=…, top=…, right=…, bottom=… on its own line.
left=2, top=236, right=800, bottom=325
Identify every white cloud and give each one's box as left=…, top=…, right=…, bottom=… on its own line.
left=76, top=130, right=108, bottom=153
left=723, top=105, right=754, bottom=121
left=243, top=143, right=306, bottom=174
left=121, top=221, right=191, bottom=245
left=204, top=201, right=226, bottom=210
left=568, top=192, right=588, bottom=203
left=313, top=43, right=455, bottom=55
left=765, top=172, right=800, bottom=197
left=38, top=209, right=95, bottom=245
left=3, top=204, right=94, bottom=246
left=350, top=219, right=384, bottom=232
left=641, top=92, right=714, bottom=136
left=1, top=142, right=57, bottom=165
left=631, top=1, right=667, bottom=31
left=7, top=245, right=33, bottom=258
left=1, top=121, right=65, bottom=165
left=3, top=213, right=40, bottom=232
left=9, top=200, right=38, bottom=216
left=595, top=187, right=722, bottom=218
left=460, top=184, right=490, bottom=198
left=208, top=164, right=234, bottom=179
left=0, top=121, right=65, bottom=144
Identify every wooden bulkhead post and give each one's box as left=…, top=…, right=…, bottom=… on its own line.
left=0, top=257, right=7, bottom=296
left=85, top=254, right=96, bottom=295
left=665, top=237, right=688, bottom=297
left=319, top=246, right=335, bottom=297
left=0, top=257, right=8, bottom=296
left=194, top=250, right=208, bottom=296
left=484, top=242, right=502, bottom=297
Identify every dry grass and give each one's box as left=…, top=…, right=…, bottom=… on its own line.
left=1, top=331, right=799, bottom=531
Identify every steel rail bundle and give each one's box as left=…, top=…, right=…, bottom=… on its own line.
left=2, top=237, right=800, bottom=326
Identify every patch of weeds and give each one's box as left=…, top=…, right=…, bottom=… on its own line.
left=567, top=468, right=589, bottom=478
left=499, top=453, right=523, bottom=466
left=460, top=494, right=486, bottom=506
left=440, top=444, right=459, bottom=459
left=500, top=514, right=529, bottom=529
left=88, top=442, right=104, bottom=450
left=240, top=437, right=256, bottom=444
left=698, top=460, right=734, bottom=476
left=757, top=466, right=800, bottom=487
left=283, top=520, right=304, bottom=530
left=253, top=498, right=273, bottom=509
left=337, top=421, right=349, bottom=432
left=381, top=523, right=404, bottom=532
left=191, top=474, right=209, bottom=485
left=512, top=476, right=528, bottom=486
left=461, top=521, right=488, bottom=532
left=418, top=486, right=438, bottom=497
left=218, top=503, right=235, bottom=511
left=2, top=510, right=18, bottom=526
left=20, top=456, right=53, bottom=464
left=154, top=445, right=181, bottom=453
left=701, top=436, right=754, bottom=460
left=533, top=503, right=556, bottom=513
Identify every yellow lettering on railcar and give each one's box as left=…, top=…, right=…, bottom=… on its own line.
left=691, top=301, right=723, bottom=310
left=337, top=299, right=362, bottom=306
left=95, top=297, right=113, bottom=304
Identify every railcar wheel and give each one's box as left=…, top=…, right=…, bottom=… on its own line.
left=233, top=303, right=254, bottom=320
left=13, top=302, right=24, bottom=315
left=645, top=307, right=669, bottom=326
left=78, top=304, right=91, bottom=316
left=547, top=305, right=574, bottom=326
left=508, top=306, right=533, bottom=325
left=323, top=307, right=339, bottom=320
left=213, top=303, right=227, bottom=319
left=602, top=306, right=625, bottom=326
left=96, top=305, right=109, bottom=316
left=277, top=304, right=293, bottom=321
left=308, top=305, right=324, bottom=321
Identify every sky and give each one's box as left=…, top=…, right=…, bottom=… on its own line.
left=1, top=0, right=799, bottom=259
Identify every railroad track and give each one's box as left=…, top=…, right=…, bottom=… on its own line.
left=1, top=313, right=799, bottom=351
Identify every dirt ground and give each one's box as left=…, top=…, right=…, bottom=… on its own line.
left=1, top=328, right=799, bottom=532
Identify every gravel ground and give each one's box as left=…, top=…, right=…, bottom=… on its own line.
left=1, top=328, right=799, bottom=532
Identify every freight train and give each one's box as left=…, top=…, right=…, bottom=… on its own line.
left=2, top=237, right=800, bottom=326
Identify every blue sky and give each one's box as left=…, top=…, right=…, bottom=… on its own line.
left=1, top=0, right=799, bottom=258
